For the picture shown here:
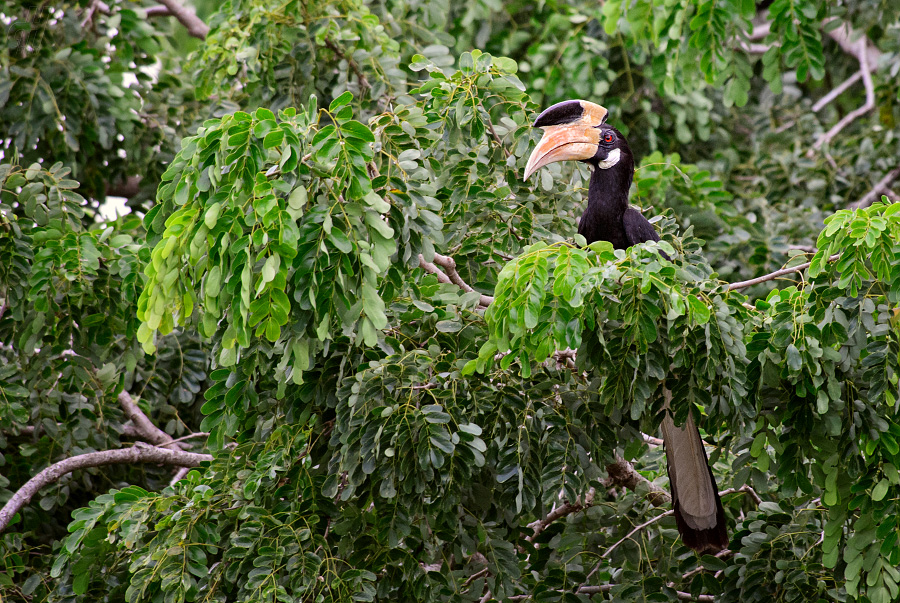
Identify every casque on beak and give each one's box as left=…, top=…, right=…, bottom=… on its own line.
left=523, top=100, right=609, bottom=180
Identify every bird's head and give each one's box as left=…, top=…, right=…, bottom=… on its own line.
left=524, top=99, right=632, bottom=180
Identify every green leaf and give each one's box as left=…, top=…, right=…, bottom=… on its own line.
left=341, top=120, right=375, bottom=142
left=329, top=91, right=353, bottom=111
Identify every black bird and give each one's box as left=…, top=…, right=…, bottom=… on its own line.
left=524, top=99, right=728, bottom=554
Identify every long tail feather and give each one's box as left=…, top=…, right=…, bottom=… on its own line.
left=661, top=412, right=728, bottom=553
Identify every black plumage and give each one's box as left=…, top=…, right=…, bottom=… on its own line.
left=526, top=99, right=728, bottom=554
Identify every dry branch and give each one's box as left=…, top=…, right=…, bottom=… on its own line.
left=604, top=456, right=670, bottom=506
left=0, top=443, right=211, bottom=533
left=526, top=488, right=595, bottom=543
left=811, top=71, right=863, bottom=113
left=147, top=0, right=209, bottom=39
left=849, top=167, right=900, bottom=209
left=809, top=38, right=874, bottom=154
left=418, top=253, right=494, bottom=307
left=324, top=39, right=371, bottom=93
left=118, top=391, right=175, bottom=447
left=727, top=254, right=840, bottom=291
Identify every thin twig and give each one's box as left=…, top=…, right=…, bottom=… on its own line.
left=810, top=38, right=874, bottom=154
left=418, top=253, right=494, bottom=307
left=159, top=432, right=210, bottom=449
left=145, top=6, right=173, bottom=18
left=479, top=102, right=511, bottom=159
left=169, top=466, right=191, bottom=486
left=462, top=567, right=489, bottom=588
left=79, top=0, right=109, bottom=28
left=324, top=39, right=371, bottom=93
left=849, top=167, right=900, bottom=209
left=727, top=255, right=840, bottom=291
left=602, top=510, right=675, bottom=560
left=811, top=71, right=863, bottom=113
left=643, top=433, right=664, bottom=446
left=0, top=442, right=211, bottom=533
left=682, top=549, right=734, bottom=581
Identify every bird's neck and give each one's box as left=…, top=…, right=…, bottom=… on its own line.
left=578, top=164, right=632, bottom=246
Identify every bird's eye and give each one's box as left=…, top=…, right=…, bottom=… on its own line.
left=604, top=133, right=614, bottom=143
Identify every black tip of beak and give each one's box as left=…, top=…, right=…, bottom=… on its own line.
left=533, top=100, right=586, bottom=128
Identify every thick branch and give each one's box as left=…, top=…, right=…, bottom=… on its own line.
left=849, top=167, right=900, bottom=209
left=604, top=457, right=670, bottom=506
left=118, top=391, right=174, bottom=447
left=324, top=39, right=371, bottom=93
left=418, top=253, right=494, bottom=307
left=0, top=442, right=211, bottom=533
left=145, top=6, right=173, bottom=18
left=526, top=488, right=595, bottom=543
left=727, top=254, right=839, bottom=291
left=147, top=0, right=209, bottom=39
left=822, top=18, right=882, bottom=68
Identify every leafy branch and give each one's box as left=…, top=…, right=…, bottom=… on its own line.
left=0, top=442, right=211, bottom=533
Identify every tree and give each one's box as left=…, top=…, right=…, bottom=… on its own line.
left=2, top=0, right=900, bottom=602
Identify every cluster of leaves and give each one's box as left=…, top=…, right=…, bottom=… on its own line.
left=0, top=160, right=213, bottom=597
left=477, top=228, right=751, bottom=438
left=0, top=0, right=191, bottom=201
left=4, top=1, right=900, bottom=603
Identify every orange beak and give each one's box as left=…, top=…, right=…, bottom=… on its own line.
left=524, top=100, right=609, bottom=180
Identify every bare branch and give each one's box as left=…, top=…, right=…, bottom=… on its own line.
left=604, top=457, right=670, bottom=506
left=118, top=391, right=175, bottom=447
left=478, top=102, right=511, bottom=159
left=735, top=484, right=762, bottom=506
left=418, top=254, right=494, bottom=307
left=682, top=549, right=734, bottom=581
left=462, top=567, right=489, bottom=588
left=822, top=18, right=882, bottom=68
left=849, top=167, right=900, bottom=209
left=80, top=0, right=110, bottom=28
left=161, top=432, right=210, bottom=448
left=324, top=39, right=371, bottom=94
left=747, top=20, right=770, bottom=41
left=146, top=0, right=209, bottom=39
left=809, top=38, right=874, bottom=154
left=811, top=70, right=863, bottom=113
left=602, top=509, right=675, bottom=560
left=526, top=488, right=595, bottom=543
left=643, top=433, right=664, bottom=446
left=145, top=6, right=173, bottom=18
left=169, top=466, right=191, bottom=487
left=0, top=442, right=211, bottom=533
left=727, top=255, right=840, bottom=291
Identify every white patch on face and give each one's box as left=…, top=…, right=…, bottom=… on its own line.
left=597, top=147, right=621, bottom=169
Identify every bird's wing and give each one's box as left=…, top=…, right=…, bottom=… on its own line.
left=622, top=208, right=660, bottom=246
left=661, top=411, right=728, bottom=553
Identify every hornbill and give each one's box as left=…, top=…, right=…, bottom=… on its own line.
left=524, top=99, right=728, bottom=554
